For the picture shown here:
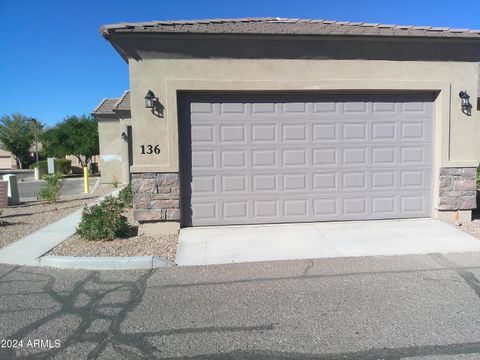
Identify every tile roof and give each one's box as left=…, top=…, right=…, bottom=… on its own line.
left=92, top=91, right=130, bottom=115
left=114, top=90, right=131, bottom=111
left=101, top=18, right=480, bottom=39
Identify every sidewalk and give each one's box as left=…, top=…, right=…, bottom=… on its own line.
left=0, top=210, right=82, bottom=265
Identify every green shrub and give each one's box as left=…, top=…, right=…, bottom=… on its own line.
left=118, top=184, right=133, bottom=208
left=31, top=159, right=71, bottom=176
left=38, top=173, right=64, bottom=203
left=76, top=196, right=129, bottom=241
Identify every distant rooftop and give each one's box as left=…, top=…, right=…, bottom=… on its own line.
left=92, top=91, right=130, bottom=116
left=101, top=18, right=480, bottom=39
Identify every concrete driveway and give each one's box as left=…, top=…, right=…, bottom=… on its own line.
left=176, top=219, right=480, bottom=266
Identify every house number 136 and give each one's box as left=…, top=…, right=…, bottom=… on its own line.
left=140, top=145, right=161, bottom=154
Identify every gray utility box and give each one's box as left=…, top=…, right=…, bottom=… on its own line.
left=2, top=174, right=19, bottom=205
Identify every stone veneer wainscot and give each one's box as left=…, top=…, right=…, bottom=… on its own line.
left=438, top=167, right=477, bottom=210
left=132, top=173, right=180, bottom=221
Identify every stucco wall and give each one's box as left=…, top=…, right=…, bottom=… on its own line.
left=127, top=58, right=479, bottom=215
left=97, top=116, right=132, bottom=184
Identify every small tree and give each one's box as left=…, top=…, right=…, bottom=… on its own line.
left=0, top=114, right=39, bottom=169
left=38, top=173, right=63, bottom=203
left=41, top=115, right=99, bottom=167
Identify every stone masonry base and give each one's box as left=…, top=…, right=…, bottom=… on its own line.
left=438, top=167, right=476, bottom=211
left=132, top=173, right=180, bottom=222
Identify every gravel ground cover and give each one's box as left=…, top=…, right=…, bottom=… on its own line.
left=457, top=209, right=480, bottom=240
left=0, top=183, right=112, bottom=249
left=47, top=209, right=179, bottom=262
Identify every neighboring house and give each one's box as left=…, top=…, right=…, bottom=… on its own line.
left=65, top=154, right=101, bottom=173
left=100, top=18, right=480, bottom=233
left=0, top=148, right=15, bottom=170
left=0, top=143, right=41, bottom=170
left=92, top=90, right=132, bottom=184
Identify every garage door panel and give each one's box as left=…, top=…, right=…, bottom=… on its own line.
left=372, top=171, right=396, bottom=189
left=252, top=124, right=276, bottom=141
left=372, top=197, right=396, bottom=214
left=252, top=102, right=277, bottom=114
left=282, top=124, right=307, bottom=141
left=343, top=123, right=367, bottom=140
left=343, top=197, right=368, bottom=215
left=253, top=174, right=278, bottom=192
left=343, top=172, right=367, bottom=190
left=252, top=150, right=277, bottom=167
left=220, top=103, right=248, bottom=114
left=313, top=198, right=338, bottom=216
left=343, top=148, right=368, bottom=165
left=372, top=147, right=395, bottom=164
left=180, top=94, right=434, bottom=226
left=313, top=123, right=337, bottom=141
left=222, top=175, right=247, bottom=193
left=284, top=199, right=308, bottom=217
left=254, top=200, right=278, bottom=217
left=313, top=102, right=337, bottom=113
left=221, top=150, right=247, bottom=168
left=313, top=173, right=338, bottom=190
left=400, top=195, right=426, bottom=213
left=372, top=122, right=396, bottom=140
left=220, top=125, right=246, bottom=142
left=191, top=125, right=215, bottom=143
left=372, top=102, right=396, bottom=113
left=313, top=148, right=338, bottom=166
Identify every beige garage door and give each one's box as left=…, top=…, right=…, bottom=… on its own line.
left=179, top=93, right=434, bottom=226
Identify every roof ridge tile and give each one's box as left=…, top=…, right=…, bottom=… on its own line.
left=99, top=17, right=480, bottom=40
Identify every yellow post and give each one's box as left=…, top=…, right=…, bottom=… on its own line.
left=83, top=166, right=89, bottom=193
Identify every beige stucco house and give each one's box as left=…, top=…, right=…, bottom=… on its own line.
left=100, top=18, right=480, bottom=233
left=0, top=148, right=15, bottom=170
left=92, top=91, right=132, bottom=184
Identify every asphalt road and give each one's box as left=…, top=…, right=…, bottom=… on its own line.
left=2, top=253, right=480, bottom=359
left=17, top=177, right=98, bottom=199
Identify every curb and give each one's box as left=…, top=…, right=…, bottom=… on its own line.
left=37, top=255, right=175, bottom=270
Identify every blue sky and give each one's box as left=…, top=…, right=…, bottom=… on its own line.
left=1, top=0, right=480, bottom=126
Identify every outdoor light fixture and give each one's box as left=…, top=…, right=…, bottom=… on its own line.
left=144, top=90, right=156, bottom=109
left=121, top=132, right=128, bottom=141
left=459, top=90, right=472, bottom=115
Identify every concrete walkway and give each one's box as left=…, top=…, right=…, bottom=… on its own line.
left=176, top=218, right=480, bottom=266
left=0, top=210, right=82, bottom=266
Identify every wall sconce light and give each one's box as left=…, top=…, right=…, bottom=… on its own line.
left=459, top=90, right=472, bottom=115
left=144, top=89, right=164, bottom=118
left=121, top=132, right=128, bottom=141
left=144, top=90, right=156, bottom=109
